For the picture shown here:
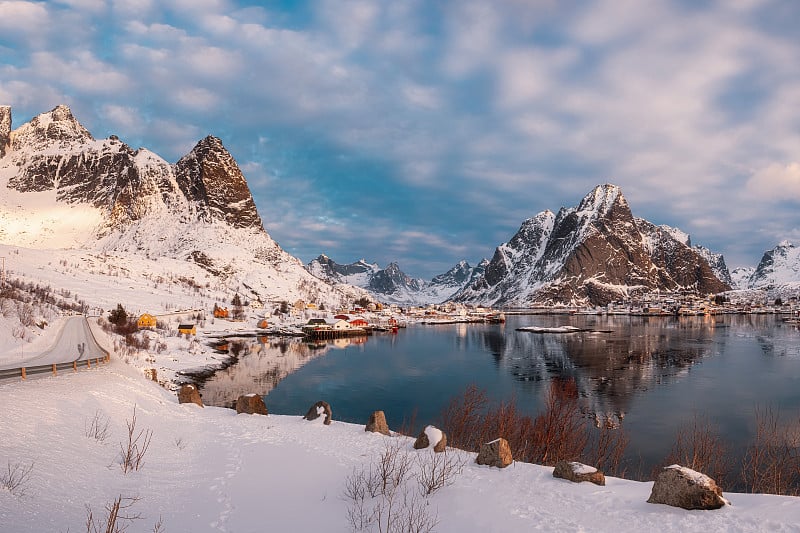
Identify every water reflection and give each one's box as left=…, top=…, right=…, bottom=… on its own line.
left=467, top=316, right=725, bottom=426
left=198, top=337, right=347, bottom=408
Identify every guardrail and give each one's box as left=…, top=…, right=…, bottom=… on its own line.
left=0, top=354, right=111, bottom=382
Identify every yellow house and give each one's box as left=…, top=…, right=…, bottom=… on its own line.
left=178, top=324, right=196, bottom=335
left=137, top=313, right=157, bottom=329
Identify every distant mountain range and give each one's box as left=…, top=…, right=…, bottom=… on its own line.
left=307, top=185, right=746, bottom=307
left=306, top=255, right=487, bottom=305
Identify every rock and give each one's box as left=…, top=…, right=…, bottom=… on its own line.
left=174, top=135, right=264, bottom=230
left=177, top=384, right=203, bottom=407
left=476, top=438, right=513, bottom=468
left=365, top=410, right=390, bottom=435
left=236, top=394, right=268, bottom=415
left=553, top=461, right=606, bottom=486
left=413, top=425, right=447, bottom=453
left=0, top=105, right=11, bottom=158
left=647, top=465, right=727, bottom=510
left=303, top=400, right=332, bottom=425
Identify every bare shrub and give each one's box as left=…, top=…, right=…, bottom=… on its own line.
left=119, top=406, right=153, bottom=474
left=1, top=461, right=34, bottom=497
left=656, top=413, right=731, bottom=485
left=415, top=449, right=466, bottom=496
left=397, top=408, right=419, bottom=438
left=527, top=378, right=588, bottom=465
left=343, top=441, right=438, bottom=532
left=174, top=437, right=187, bottom=451
left=85, top=410, right=111, bottom=444
left=439, top=384, right=488, bottom=451
left=741, top=406, right=800, bottom=495
left=85, top=495, right=143, bottom=533
left=17, top=302, right=35, bottom=327
left=584, top=423, right=630, bottom=478
left=373, top=489, right=437, bottom=533
left=124, top=333, right=150, bottom=351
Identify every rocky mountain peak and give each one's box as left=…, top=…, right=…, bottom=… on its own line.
left=576, top=183, right=626, bottom=219
left=9, top=104, right=93, bottom=150
left=454, top=184, right=729, bottom=306
left=0, top=105, right=10, bottom=157
left=749, top=240, right=800, bottom=288
left=174, top=135, right=263, bottom=230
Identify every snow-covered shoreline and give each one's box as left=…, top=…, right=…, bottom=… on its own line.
left=2, top=359, right=800, bottom=532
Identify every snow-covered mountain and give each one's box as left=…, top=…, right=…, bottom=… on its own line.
left=730, top=267, right=756, bottom=290
left=0, top=104, right=362, bottom=311
left=647, top=222, right=733, bottom=287
left=745, top=241, right=800, bottom=291
left=307, top=255, right=486, bottom=305
left=454, top=184, right=731, bottom=307
left=693, top=245, right=733, bottom=288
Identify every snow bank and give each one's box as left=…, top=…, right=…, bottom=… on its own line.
left=3, top=364, right=800, bottom=532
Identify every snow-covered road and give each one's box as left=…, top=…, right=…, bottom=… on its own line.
left=0, top=316, right=106, bottom=370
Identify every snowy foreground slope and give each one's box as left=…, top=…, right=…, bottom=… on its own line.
left=2, top=362, right=800, bottom=531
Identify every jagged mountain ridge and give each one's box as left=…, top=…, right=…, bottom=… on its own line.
left=645, top=221, right=733, bottom=287
left=0, top=104, right=361, bottom=308
left=454, top=184, right=731, bottom=307
left=746, top=241, right=800, bottom=290
left=307, top=255, right=487, bottom=305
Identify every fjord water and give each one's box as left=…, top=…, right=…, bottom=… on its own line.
left=197, top=314, right=800, bottom=471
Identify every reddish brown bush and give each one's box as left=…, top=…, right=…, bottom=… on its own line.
left=439, top=380, right=629, bottom=475
left=655, top=413, right=731, bottom=486
left=741, top=406, right=800, bottom=495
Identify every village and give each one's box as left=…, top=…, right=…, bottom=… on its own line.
left=128, top=287, right=800, bottom=349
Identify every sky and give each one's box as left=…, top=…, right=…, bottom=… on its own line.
left=1, top=0, right=799, bottom=279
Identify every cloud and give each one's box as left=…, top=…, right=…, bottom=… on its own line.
left=746, top=163, right=800, bottom=201
left=3, top=0, right=800, bottom=276
left=99, top=104, right=145, bottom=135
left=0, top=1, right=51, bottom=48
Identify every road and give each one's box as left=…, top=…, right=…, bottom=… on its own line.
left=0, top=316, right=108, bottom=371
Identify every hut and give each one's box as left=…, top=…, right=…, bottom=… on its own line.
left=137, top=313, right=157, bottom=329
left=178, top=324, right=197, bottom=335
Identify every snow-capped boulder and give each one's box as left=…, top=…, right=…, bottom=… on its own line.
left=365, top=410, right=390, bottom=435
left=414, top=425, right=447, bottom=452
left=553, top=461, right=605, bottom=486
left=177, top=384, right=204, bottom=407
left=476, top=438, right=513, bottom=468
left=235, top=393, right=268, bottom=415
left=303, top=400, right=332, bottom=425
left=647, top=465, right=727, bottom=510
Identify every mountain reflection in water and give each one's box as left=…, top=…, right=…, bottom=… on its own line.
left=197, top=337, right=348, bottom=408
